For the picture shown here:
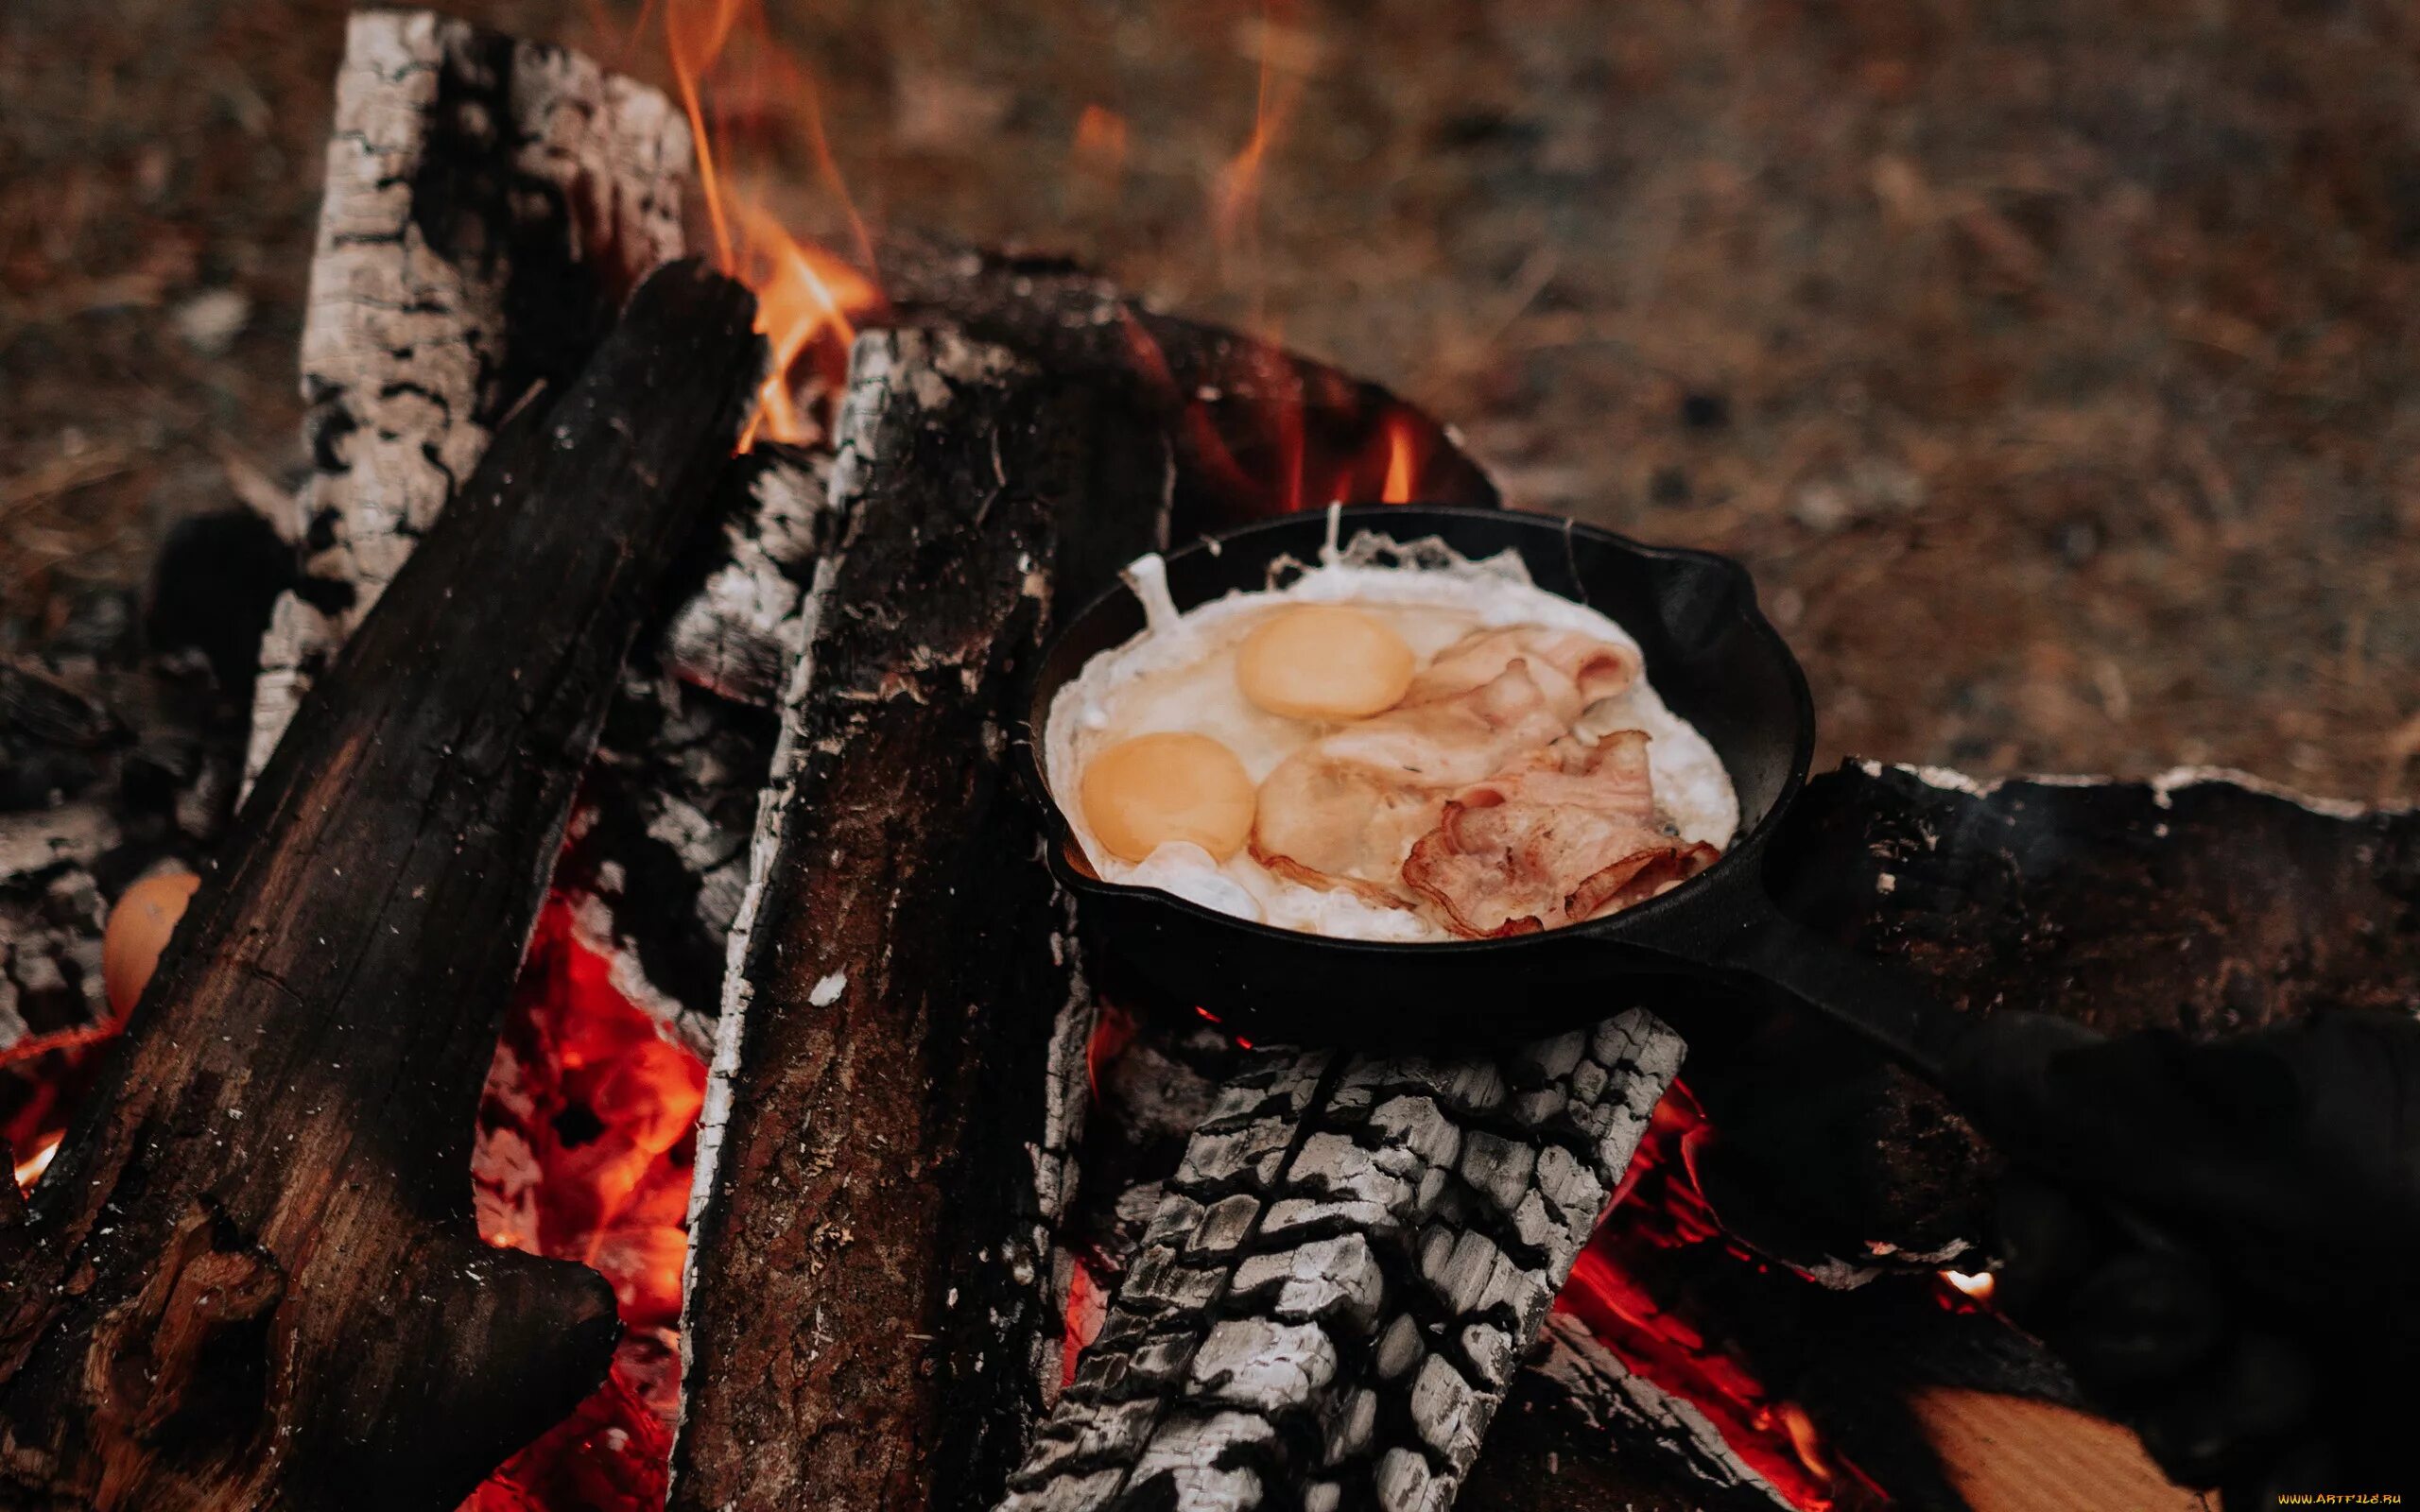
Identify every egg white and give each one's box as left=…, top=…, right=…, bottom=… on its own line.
left=1045, top=524, right=1740, bottom=943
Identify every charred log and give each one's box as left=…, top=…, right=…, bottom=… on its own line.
left=0, top=263, right=763, bottom=1512
left=248, top=8, right=690, bottom=780
left=548, top=444, right=839, bottom=1051
left=874, top=236, right=1498, bottom=533
left=997, top=1009, right=1684, bottom=1512
left=0, top=803, right=114, bottom=1053
left=250, top=11, right=845, bottom=1043
left=1458, top=1317, right=1790, bottom=1512
left=1688, top=758, right=2420, bottom=1269
left=670, top=328, right=1172, bottom=1512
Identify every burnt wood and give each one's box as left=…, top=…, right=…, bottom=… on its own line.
left=874, top=235, right=1499, bottom=534
left=670, top=328, right=1172, bottom=1512
left=1459, top=1317, right=1790, bottom=1512
left=249, top=8, right=690, bottom=782
left=1688, top=759, right=2420, bottom=1267
left=997, top=1011, right=1685, bottom=1512
left=0, top=262, right=763, bottom=1512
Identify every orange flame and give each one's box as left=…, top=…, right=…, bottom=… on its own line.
left=665, top=0, right=883, bottom=447
left=1557, top=1088, right=1885, bottom=1510
left=1211, top=0, right=1307, bottom=316
left=1380, top=411, right=1419, bottom=504
left=1943, top=1267, right=1997, bottom=1303
left=12, top=1131, right=59, bottom=1194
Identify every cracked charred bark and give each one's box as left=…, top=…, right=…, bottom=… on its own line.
left=670, top=327, right=1172, bottom=1512
left=249, top=10, right=838, bottom=1043
left=0, top=263, right=763, bottom=1512
left=249, top=8, right=688, bottom=779
left=997, top=1009, right=1685, bottom=1512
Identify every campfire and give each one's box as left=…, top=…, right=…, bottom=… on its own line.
left=8, top=8, right=2412, bottom=1510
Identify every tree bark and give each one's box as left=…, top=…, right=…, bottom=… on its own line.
left=0, top=262, right=763, bottom=1512
left=670, top=328, right=1172, bottom=1512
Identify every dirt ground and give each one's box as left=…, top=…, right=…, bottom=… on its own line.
left=6, top=0, right=2417, bottom=800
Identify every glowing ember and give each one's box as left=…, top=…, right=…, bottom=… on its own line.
left=461, top=896, right=707, bottom=1512
left=11, top=1132, right=59, bottom=1193
left=1558, top=1087, right=1886, bottom=1510
left=1943, top=1268, right=1996, bottom=1303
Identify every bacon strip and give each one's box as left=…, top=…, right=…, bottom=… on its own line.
left=1250, top=660, right=1568, bottom=904
left=1401, top=729, right=1718, bottom=938
left=1402, top=626, right=1641, bottom=724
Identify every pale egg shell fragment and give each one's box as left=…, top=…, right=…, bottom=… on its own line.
left=1080, top=731, right=1257, bottom=863
left=1235, top=605, right=1416, bottom=721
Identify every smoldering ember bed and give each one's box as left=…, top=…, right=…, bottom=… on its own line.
left=2, top=10, right=2415, bottom=1512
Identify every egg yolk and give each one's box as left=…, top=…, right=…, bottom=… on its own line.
left=1080, top=732, right=1256, bottom=863
left=1235, top=605, right=1415, bottom=721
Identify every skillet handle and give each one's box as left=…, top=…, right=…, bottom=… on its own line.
left=1703, top=904, right=2209, bottom=1262
left=1712, top=902, right=1979, bottom=1091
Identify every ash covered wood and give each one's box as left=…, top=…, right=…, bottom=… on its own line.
left=0, top=804, right=113, bottom=1051
left=997, top=1009, right=1683, bottom=1512
left=670, top=328, right=1172, bottom=1512
left=0, top=263, right=763, bottom=1512
left=248, top=8, right=689, bottom=779
left=551, top=443, right=838, bottom=1050
left=243, top=11, right=839, bottom=1040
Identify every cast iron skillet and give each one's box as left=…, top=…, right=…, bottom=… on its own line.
left=1020, top=504, right=1970, bottom=1083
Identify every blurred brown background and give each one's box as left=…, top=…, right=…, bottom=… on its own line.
left=5, top=0, right=2416, bottom=799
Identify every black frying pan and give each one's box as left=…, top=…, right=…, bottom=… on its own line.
left=1019, top=504, right=1970, bottom=1085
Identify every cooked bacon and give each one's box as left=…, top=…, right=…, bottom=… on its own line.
left=1402, top=627, right=1641, bottom=724
left=1401, top=729, right=1719, bottom=938
left=1250, top=659, right=1568, bottom=902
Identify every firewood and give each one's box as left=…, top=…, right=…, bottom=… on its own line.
left=874, top=236, right=1500, bottom=531
left=995, top=1009, right=1684, bottom=1512
left=0, top=803, right=114, bottom=1052
left=1459, top=1316, right=1791, bottom=1512
left=248, top=8, right=689, bottom=782
left=551, top=443, right=839, bottom=1052
left=246, top=9, right=807, bottom=1048
left=0, top=261, right=764, bottom=1512
left=670, top=327, right=1172, bottom=1512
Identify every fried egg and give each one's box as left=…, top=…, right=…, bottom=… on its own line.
left=1044, top=520, right=1739, bottom=942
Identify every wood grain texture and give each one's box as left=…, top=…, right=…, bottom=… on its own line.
left=0, top=262, right=762, bottom=1512
left=1908, top=1387, right=2205, bottom=1512
left=671, top=327, right=1172, bottom=1512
